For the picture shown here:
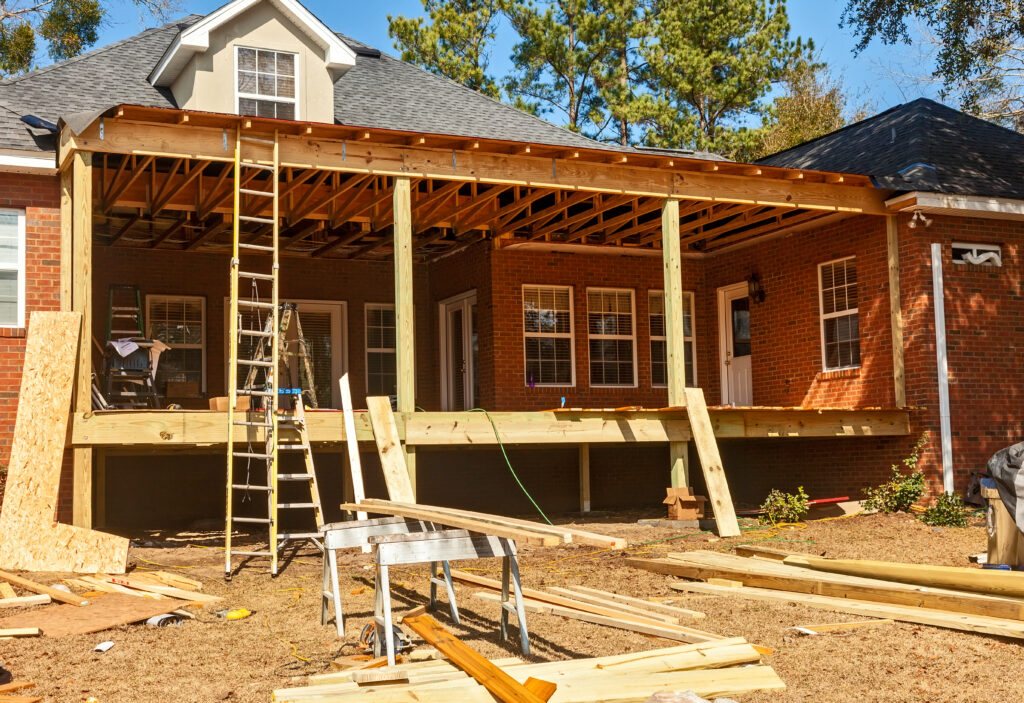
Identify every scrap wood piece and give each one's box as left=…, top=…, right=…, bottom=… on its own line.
left=357, top=498, right=625, bottom=549
left=0, top=569, right=87, bottom=606
left=672, top=581, right=1024, bottom=640
left=135, top=570, right=203, bottom=591
left=0, top=696, right=43, bottom=703
left=0, top=595, right=50, bottom=610
left=312, top=657, right=524, bottom=687
left=682, top=387, right=740, bottom=537
left=544, top=587, right=680, bottom=623
left=365, top=396, right=416, bottom=503
left=0, top=311, right=129, bottom=574
left=76, top=575, right=165, bottom=599
left=626, top=552, right=1024, bottom=622
left=559, top=584, right=706, bottom=620
left=792, top=619, right=894, bottom=634
left=340, top=503, right=561, bottom=547
left=340, top=374, right=367, bottom=521
left=0, top=583, right=16, bottom=599
left=0, top=628, right=39, bottom=637
left=0, top=593, right=185, bottom=638
left=398, top=606, right=554, bottom=703
left=785, top=554, right=1024, bottom=599
left=0, top=684, right=35, bottom=694
left=102, top=575, right=222, bottom=603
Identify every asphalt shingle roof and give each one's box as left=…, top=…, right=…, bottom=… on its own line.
left=757, top=97, right=1024, bottom=200
left=0, top=12, right=653, bottom=156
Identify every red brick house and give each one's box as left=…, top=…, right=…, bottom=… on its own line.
left=0, top=0, right=1013, bottom=530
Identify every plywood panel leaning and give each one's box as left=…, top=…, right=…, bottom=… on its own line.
left=0, top=311, right=129, bottom=573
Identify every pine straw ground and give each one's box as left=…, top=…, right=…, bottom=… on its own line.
left=1, top=510, right=1021, bottom=702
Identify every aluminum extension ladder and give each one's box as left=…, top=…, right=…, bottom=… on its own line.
left=224, top=128, right=323, bottom=578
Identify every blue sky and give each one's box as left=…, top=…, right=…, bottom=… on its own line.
left=94, top=0, right=942, bottom=120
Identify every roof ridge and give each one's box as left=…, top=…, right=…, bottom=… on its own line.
left=0, top=14, right=201, bottom=87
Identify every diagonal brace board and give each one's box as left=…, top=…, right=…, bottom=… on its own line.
left=683, top=387, right=740, bottom=537
left=366, top=396, right=416, bottom=503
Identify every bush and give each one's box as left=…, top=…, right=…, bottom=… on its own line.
left=863, top=435, right=927, bottom=513
left=920, top=492, right=970, bottom=527
left=759, top=486, right=810, bottom=525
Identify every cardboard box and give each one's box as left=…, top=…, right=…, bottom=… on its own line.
left=663, top=487, right=708, bottom=521
left=209, top=395, right=251, bottom=412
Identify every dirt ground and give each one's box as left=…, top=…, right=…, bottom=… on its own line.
left=1, top=509, right=1021, bottom=702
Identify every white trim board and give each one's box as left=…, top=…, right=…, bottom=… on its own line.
left=887, top=191, right=1024, bottom=222
left=0, top=152, right=56, bottom=174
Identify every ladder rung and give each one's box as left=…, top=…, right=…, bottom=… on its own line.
left=240, top=161, right=275, bottom=171
left=278, top=532, right=322, bottom=541
left=239, top=215, right=275, bottom=224
left=232, top=484, right=272, bottom=491
left=238, top=242, right=275, bottom=252
left=233, top=451, right=273, bottom=459
left=238, top=359, right=274, bottom=367
left=111, top=306, right=140, bottom=312
left=232, top=517, right=273, bottom=524
left=237, top=389, right=275, bottom=397
left=237, top=300, right=275, bottom=309
left=110, top=329, right=143, bottom=334
left=240, top=136, right=276, bottom=145
left=279, top=474, right=314, bottom=480
left=279, top=503, right=319, bottom=509
left=232, top=550, right=274, bottom=557
left=239, top=329, right=274, bottom=337
left=238, top=271, right=275, bottom=281
left=278, top=444, right=309, bottom=451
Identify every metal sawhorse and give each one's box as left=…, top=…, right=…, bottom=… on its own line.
left=369, top=528, right=530, bottom=665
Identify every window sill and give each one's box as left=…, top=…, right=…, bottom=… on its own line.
left=817, top=367, right=861, bottom=380
left=0, top=327, right=26, bottom=338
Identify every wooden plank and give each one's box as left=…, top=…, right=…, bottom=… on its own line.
left=0, top=696, right=43, bottom=703
left=794, top=619, right=894, bottom=634
left=341, top=503, right=560, bottom=547
left=0, top=628, right=39, bottom=637
left=340, top=373, right=367, bottom=520
left=365, top=397, right=416, bottom=503
left=399, top=606, right=551, bottom=703
left=0, top=595, right=50, bottom=609
left=0, top=593, right=183, bottom=637
left=577, top=444, right=590, bottom=513
left=0, top=312, right=129, bottom=574
left=102, top=574, right=222, bottom=603
left=662, top=199, right=686, bottom=407
left=627, top=553, right=1024, bottom=621
left=558, top=584, right=705, bottom=620
left=393, top=176, right=416, bottom=494
left=669, top=441, right=688, bottom=488
left=545, top=587, right=680, bottom=623
left=72, top=151, right=93, bottom=529
left=886, top=216, right=906, bottom=408
left=357, top=498, right=626, bottom=549
left=682, top=388, right=740, bottom=537
left=0, top=683, right=36, bottom=694
left=786, top=554, right=1024, bottom=599
left=674, top=581, right=1024, bottom=640
left=0, top=583, right=16, bottom=599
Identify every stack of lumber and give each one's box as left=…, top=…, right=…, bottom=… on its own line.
left=0, top=680, right=42, bottom=703
left=626, top=548, right=1024, bottom=640
left=273, top=637, right=784, bottom=702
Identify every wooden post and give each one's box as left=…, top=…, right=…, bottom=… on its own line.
left=393, top=176, right=416, bottom=495
left=662, top=198, right=689, bottom=487
left=578, top=443, right=591, bottom=513
left=71, top=151, right=93, bottom=528
left=886, top=217, right=906, bottom=408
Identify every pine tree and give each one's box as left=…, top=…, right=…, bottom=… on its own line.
left=388, top=0, right=502, bottom=99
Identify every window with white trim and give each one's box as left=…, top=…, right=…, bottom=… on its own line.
left=587, top=288, right=636, bottom=387
left=818, top=257, right=860, bottom=370
left=365, top=303, right=397, bottom=397
left=649, top=291, right=696, bottom=387
left=523, top=285, right=574, bottom=386
left=0, top=209, right=25, bottom=327
left=236, top=47, right=297, bottom=120
left=146, top=295, right=206, bottom=396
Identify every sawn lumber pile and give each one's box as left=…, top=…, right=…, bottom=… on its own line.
left=627, top=547, right=1024, bottom=640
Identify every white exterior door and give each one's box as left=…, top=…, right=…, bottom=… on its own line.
left=440, top=291, right=478, bottom=411
left=718, top=283, right=752, bottom=406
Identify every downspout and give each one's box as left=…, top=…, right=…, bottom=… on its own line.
left=930, top=243, right=955, bottom=493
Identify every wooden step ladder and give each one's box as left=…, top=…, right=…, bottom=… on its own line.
left=224, top=128, right=323, bottom=577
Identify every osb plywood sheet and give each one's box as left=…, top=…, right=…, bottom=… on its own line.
left=0, top=593, right=180, bottom=637
left=0, top=312, right=128, bottom=573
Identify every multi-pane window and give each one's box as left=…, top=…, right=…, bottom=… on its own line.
left=146, top=295, right=205, bottom=396
left=819, top=257, right=860, bottom=370
left=236, top=47, right=297, bottom=120
left=0, top=210, right=24, bottom=327
left=365, top=304, right=397, bottom=397
left=523, top=285, right=574, bottom=386
left=587, top=288, right=635, bottom=387
left=649, top=291, right=696, bottom=387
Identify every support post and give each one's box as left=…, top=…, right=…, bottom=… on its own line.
left=886, top=217, right=906, bottom=408
left=661, top=198, right=689, bottom=486
left=393, top=176, right=416, bottom=495
left=71, top=151, right=93, bottom=528
left=578, top=444, right=590, bottom=513
left=931, top=242, right=954, bottom=493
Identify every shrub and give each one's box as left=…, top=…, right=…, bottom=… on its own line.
left=863, top=434, right=927, bottom=513
left=759, top=486, right=810, bottom=525
left=920, top=492, right=970, bottom=527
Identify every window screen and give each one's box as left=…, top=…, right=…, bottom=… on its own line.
left=819, top=257, right=860, bottom=370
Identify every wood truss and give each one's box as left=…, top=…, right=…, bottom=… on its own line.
left=71, top=105, right=888, bottom=262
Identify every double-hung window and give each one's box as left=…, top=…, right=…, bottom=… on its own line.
left=649, top=291, right=696, bottom=387
left=523, top=285, right=574, bottom=386
left=587, top=288, right=636, bottom=387
left=365, top=303, right=397, bottom=397
left=818, top=257, right=860, bottom=370
left=146, top=295, right=206, bottom=396
left=236, top=47, right=297, bottom=120
left=0, top=209, right=25, bottom=327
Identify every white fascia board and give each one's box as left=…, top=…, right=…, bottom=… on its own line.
left=149, top=0, right=355, bottom=87
left=887, top=191, right=1024, bottom=221
left=0, top=151, right=57, bottom=174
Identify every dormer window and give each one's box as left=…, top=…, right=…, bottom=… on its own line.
left=236, top=47, right=297, bottom=120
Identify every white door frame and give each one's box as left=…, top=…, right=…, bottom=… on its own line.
left=439, top=289, right=477, bottom=411
left=717, top=282, right=749, bottom=405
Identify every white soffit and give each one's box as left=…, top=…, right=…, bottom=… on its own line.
left=0, top=151, right=56, bottom=174
left=887, top=191, right=1024, bottom=222
left=149, top=0, right=357, bottom=87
